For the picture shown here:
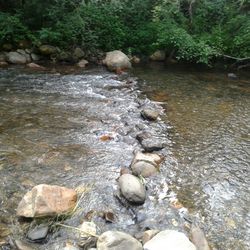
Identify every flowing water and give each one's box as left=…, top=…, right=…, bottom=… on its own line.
left=0, top=64, right=249, bottom=249
left=134, top=63, right=250, bottom=250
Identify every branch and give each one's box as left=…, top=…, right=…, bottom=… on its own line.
left=219, top=54, right=250, bottom=62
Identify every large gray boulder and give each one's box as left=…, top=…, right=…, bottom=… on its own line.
left=103, top=50, right=131, bottom=72
left=6, top=52, right=27, bottom=64
left=143, top=230, right=196, bottom=250
left=118, top=174, right=146, bottom=204
left=97, top=231, right=142, bottom=250
left=17, top=184, right=77, bottom=218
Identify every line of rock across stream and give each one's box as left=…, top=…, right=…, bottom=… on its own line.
left=0, top=65, right=208, bottom=249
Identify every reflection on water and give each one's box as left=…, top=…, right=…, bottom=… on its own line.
left=134, top=63, right=250, bottom=250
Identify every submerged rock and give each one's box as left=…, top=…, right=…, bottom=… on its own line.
left=97, top=231, right=142, bottom=250
left=140, top=138, right=166, bottom=152
left=17, top=184, right=77, bottom=218
left=27, top=224, right=49, bottom=242
left=118, top=174, right=146, bottom=204
left=190, top=225, right=210, bottom=250
left=103, top=50, right=131, bottom=72
left=141, top=109, right=159, bottom=121
left=143, top=230, right=196, bottom=250
left=27, top=63, right=45, bottom=70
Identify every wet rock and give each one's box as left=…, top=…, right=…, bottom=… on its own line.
left=142, top=230, right=160, bottom=245
left=6, top=52, right=27, bottom=64
left=79, top=221, right=97, bottom=237
left=64, top=246, right=81, bottom=250
left=131, top=161, right=157, bottom=177
left=141, top=109, right=159, bottom=121
left=27, top=224, right=49, bottom=242
left=27, top=63, right=45, bottom=70
left=150, top=50, right=166, bottom=61
left=143, top=230, right=196, bottom=250
left=39, top=45, right=58, bottom=56
left=190, top=225, right=210, bottom=250
left=73, top=47, right=85, bottom=60
left=77, top=59, right=89, bottom=68
left=17, top=184, right=77, bottom=218
left=131, top=152, right=163, bottom=167
left=14, top=240, right=38, bottom=250
left=140, top=138, right=166, bottom=152
left=78, top=222, right=97, bottom=249
left=102, top=50, right=131, bottom=72
left=118, top=174, right=146, bottom=204
left=97, top=231, right=142, bottom=250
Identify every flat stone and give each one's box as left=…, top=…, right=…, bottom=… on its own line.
left=140, top=138, right=166, bottom=152
left=17, top=184, right=77, bottom=218
left=27, top=224, right=49, bottom=241
left=39, top=45, right=58, bottom=55
left=97, top=231, right=142, bottom=250
left=27, top=63, right=45, bottom=70
left=143, top=230, right=196, bottom=250
left=131, top=152, right=163, bottom=167
left=118, top=174, right=146, bottom=204
left=141, top=109, right=159, bottom=121
left=79, top=221, right=97, bottom=237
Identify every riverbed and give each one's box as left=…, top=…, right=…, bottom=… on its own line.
left=0, top=64, right=249, bottom=249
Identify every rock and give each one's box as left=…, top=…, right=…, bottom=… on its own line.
left=18, top=40, right=31, bottom=49
left=103, top=50, right=131, bottom=72
left=131, top=152, right=162, bottom=177
left=131, top=161, right=157, bottom=177
left=63, top=246, right=80, bottom=250
left=118, top=174, right=146, bottom=204
left=131, top=152, right=163, bottom=167
left=0, top=61, right=8, bottom=67
left=77, top=59, right=89, bottom=68
left=142, top=230, right=160, bottom=245
left=97, top=231, right=142, bottom=250
left=17, top=184, right=77, bottom=218
left=73, top=47, right=85, bottom=60
left=27, top=63, right=45, bottom=70
left=6, top=52, right=27, bottom=64
left=14, top=240, right=38, bottom=250
left=190, top=225, right=210, bottom=250
left=27, top=224, right=49, bottom=242
left=39, top=45, right=58, bottom=55
left=149, top=50, right=166, bottom=61
left=31, top=53, right=40, bottom=61
left=141, top=109, right=159, bottom=121
left=79, top=221, right=97, bottom=237
left=140, top=138, right=166, bottom=152
left=227, top=73, right=237, bottom=79
left=143, top=230, right=196, bottom=250
left=131, top=56, right=140, bottom=64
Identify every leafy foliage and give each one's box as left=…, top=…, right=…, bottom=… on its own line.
left=0, top=0, right=249, bottom=65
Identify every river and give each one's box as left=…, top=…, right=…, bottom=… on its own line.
left=0, top=64, right=249, bottom=249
